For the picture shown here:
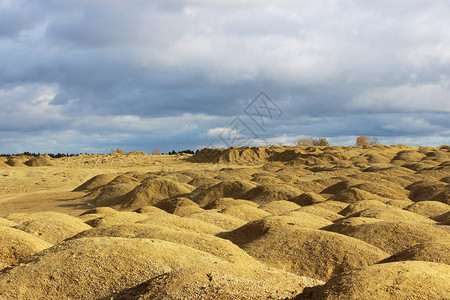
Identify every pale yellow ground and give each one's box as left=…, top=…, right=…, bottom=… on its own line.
left=0, top=153, right=244, bottom=217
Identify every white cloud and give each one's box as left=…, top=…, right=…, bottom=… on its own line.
left=207, top=127, right=244, bottom=139
left=0, top=84, right=68, bottom=131
left=348, top=81, right=450, bottom=113
left=381, top=116, right=443, bottom=134
left=74, top=113, right=221, bottom=136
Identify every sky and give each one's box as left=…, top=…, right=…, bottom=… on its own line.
left=0, top=0, right=449, bottom=154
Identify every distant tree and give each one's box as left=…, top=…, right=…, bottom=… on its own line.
left=312, top=137, right=330, bottom=146
left=152, top=147, right=161, bottom=155
left=357, top=136, right=380, bottom=146
left=297, top=138, right=313, bottom=146
left=356, top=136, right=368, bottom=146
left=297, top=137, right=329, bottom=146
left=368, top=136, right=380, bottom=145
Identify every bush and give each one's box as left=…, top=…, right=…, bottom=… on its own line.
left=368, top=137, right=379, bottom=145
left=356, top=136, right=368, bottom=146
left=152, top=147, right=161, bottom=155
left=356, top=136, right=379, bottom=146
left=297, top=138, right=313, bottom=146
left=312, top=137, right=330, bottom=146
left=297, top=138, right=330, bottom=146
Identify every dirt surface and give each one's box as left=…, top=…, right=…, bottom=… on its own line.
left=0, top=145, right=449, bottom=299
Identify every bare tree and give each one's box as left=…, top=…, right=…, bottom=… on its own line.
left=152, top=147, right=161, bottom=155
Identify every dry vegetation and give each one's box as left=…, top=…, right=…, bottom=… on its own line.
left=0, top=144, right=449, bottom=299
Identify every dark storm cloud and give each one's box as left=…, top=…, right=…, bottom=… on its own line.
left=0, top=0, right=449, bottom=153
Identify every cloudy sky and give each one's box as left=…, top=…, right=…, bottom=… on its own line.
left=1, top=0, right=449, bottom=154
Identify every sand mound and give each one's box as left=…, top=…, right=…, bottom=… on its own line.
left=292, top=180, right=326, bottom=193
left=154, top=197, right=199, bottom=213
left=190, top=147, right=270, bottom=164
left=290, top=192, right=327, bottom=206
left=112, top=265, right=322, bottom=300
left=72, top=224, right=254, bottom=265
left=0, top=156, right=8, bottom=167
left=295, top=206, right=342, bottom=221
left=203, top=197, right=259, bottom=210
left=380, top=175, right=415, bottom=187
left=187, top=176, right=220, bottom=188
left=242, top=183, right=302, bottom=204
left=405, top=201, right=450, bottom=217
left=251, top=175, right=283, bottom=185
left=406, top=179, right=447, bottom=202
left=108, top=174, right=140, bottom=185
left=4, top=156, right=27, bottom=167
left=24, top=155, right=52, bottom=167
left=296, top=261, right=450, bottom=300
left=0, top=217, right=17, bottom=227
left=0, top=226, right=52, bottom=270
left=4, top=213, right=29, bottom=223
left=312, top=200, right=349, bottom=213
left=322, top=220, right=450, bottom=254
left=78, top=207, right=119, bottom=222
left=73, top=173, right=118, bottom=191
left=0, top=237, right=240, bottom=299
left=220, top=217, right=388, bottom=280
left=432, top=211, right=450, bottom=225
left=14, top=217, right=91, bottom=244
left=259, top=200, right=301, bottom=215
left=379, top=241, right=450, bottom=265
left=89, top=181, right=141, bottom=206
left=191, top=180, right=256, bottom=207
left=329, top=187, right=385, bottom=204
left=351, top=181, right=408, bottom=199
left=219, top=204, right=271, bottom=222
left=133, top=206, right=166, bottom=214
left=339, top=200, right=391, bottom=216
left=430, top=188, right=450, bottom=205
left=86, top=212, right=149, bottom=227
left=345, top=205, right=436, bottom=224
left=161, top=173, right=194, bottom=184
left=320, top=217, right=381, bottom=231
left=120, top=177, right=195, bottom=209
left=441, top=175, right=450, bottom=183
left=274, top=172, right=300, bottom=183
left=403, top=161, right=437, bottom=171
left=393, top=150, right=427, bottom=162
left=366, top=153, right=390, bottom=163
left=187, top=211, right=246, bottom=230
left=8, top=212, right=91, bottom=243
left=137, top=212, right=225, bottom=234
left=280, top=211, right=333, bottom=229
left=171, top=205, right=205, bottom=217
left=80, top=207, right=118, bottom=216
left=126, top=151, right=149, bottom=156
left=385, top=199, right=414, bottom=208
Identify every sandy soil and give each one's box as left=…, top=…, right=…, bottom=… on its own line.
left=0, top=153, right=234, bottom=216
left=0, top=146, right=449, bottom=299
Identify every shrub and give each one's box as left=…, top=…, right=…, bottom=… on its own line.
left=312, top=137, right=330, bottom=146
left=297, top=138, right=313, bottom=146
left=152, top=147, right=161, bottom=155
left=368, top=137, right=379, bottom=145
left=110, top=147, right=124, bottom=154
left=298, top=138, right=330, bottom=146
left=356, top=136, right=368, bottom=146
left=356, top=136, right=379, bottom=146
